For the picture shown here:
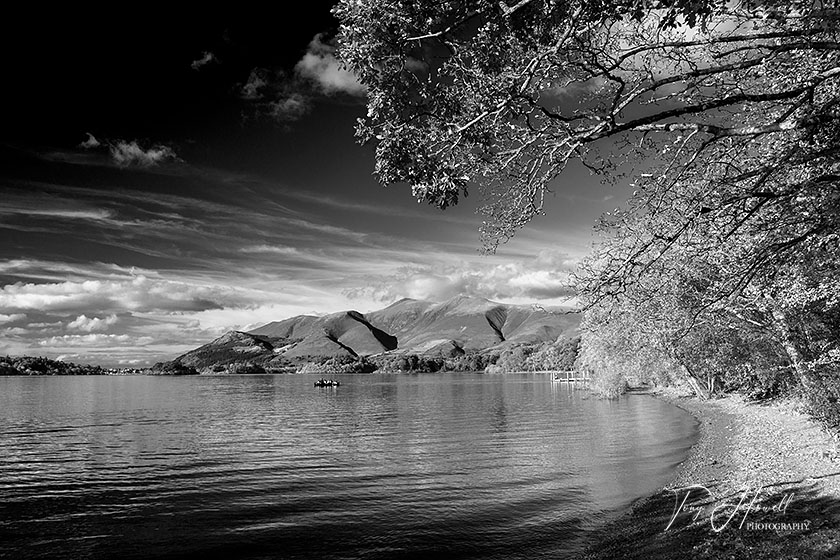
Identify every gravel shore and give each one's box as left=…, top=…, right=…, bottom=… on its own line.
left=582, top=388, right=840, bottom=559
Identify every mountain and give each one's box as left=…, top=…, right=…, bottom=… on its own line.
left=174, top=331, right=287, bottom=373
left=173, top=296, right=580, bottom=372
left=367, top=295, right=576, bottom=354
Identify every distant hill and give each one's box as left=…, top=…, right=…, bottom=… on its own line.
left=174, top=331, right=290, bottom=373
left=0, top=355, right=107, bottom=376
left=174, top=296, right=580, bottom=372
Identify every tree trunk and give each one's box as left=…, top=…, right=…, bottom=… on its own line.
left=768, top=304, right=816, bottom=390
left=680, top=363, right=710, bottom=399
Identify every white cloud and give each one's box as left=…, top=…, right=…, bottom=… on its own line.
left=0, top=313, right=25, bottom=324
left=240, top=34, right=365, bottom=123
left=0, top=259, right=141, bottom=283
left=191, top=51, right=217, bottom=70
left=26, top=321, right=62, bottom=328
left=240, top=244, right=302, bottom=256
left=78, top=132, right=101, bottom=149
left=1, top=206, right=114, bottom=221
left=110, top=140, right=177, bottom=167
left=294, top=34, right=366, bottom=96
left=38, top=334, right=153, bottom=348
left=118, top=358, right=146, bottom=365
left=345, top=252, right=577, bottom=304
left=0, top=275, right=255, bottom=314
left=267, top=94, right=309, bottom=121
left=67, top=313, right=119, bottom=332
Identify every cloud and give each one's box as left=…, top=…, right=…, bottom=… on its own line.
left=1, top=205, right=114, bottom=221
left=78, top=132, right=101, bottom=149
left=191, top=51, right=217, bottom=70
left=267, top=94, right=309, bottom=121
left=240, top=34, right=365, bottom=123
left=47, top=135, right=180, bottom=168
left=240, top=68, right=273, bottom=100
left=26, top=321, right=63, bottom=328
left=240, top=68, right=311, bottom=122
left=0, top=275, right=255, bottom=314
left=38, top=334, right=153, bottom=348
left=240, top=244, right=302, bottom=256
left=0, top=313, right=26, bottom=324
left=0, top=259, right=142, bottom=283
left=118, top=358, right=147, bottom=365
left=110, top=140, right=178, bottom=167
left=344, top=251, right=577, bottom=303
left=294, top=34, right=366, bottom=96
left=67, top=313, right=119, bottom=332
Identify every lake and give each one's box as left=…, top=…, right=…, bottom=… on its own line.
left=0, top=373, right=698, bottom=559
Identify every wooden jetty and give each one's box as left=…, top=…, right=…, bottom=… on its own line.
left=549, top=370, right=590, bottom=383
left=509, top=370, right=591, bottom=383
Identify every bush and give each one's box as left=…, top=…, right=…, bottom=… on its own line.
left=228, top=362, right=266, bottom=374
left=372, top=354, right=445, bottom=373
left=298, top=355, right=377, bottom=374
left=150, top=361, right=199, bottom=375
left=801, top=366, right=840, bottom=434
left=589, top=369, right=629, bottom=399
left=445, top=352, right=489, bottom=372
left=723, top=363, right=798, bottom=401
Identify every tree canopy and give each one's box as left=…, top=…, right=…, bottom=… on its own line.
left=335, top=0, right=839, bottom=250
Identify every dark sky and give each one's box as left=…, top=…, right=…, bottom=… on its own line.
left=0, top=5, right=625, bottom=366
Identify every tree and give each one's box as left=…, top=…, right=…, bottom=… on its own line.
left=335, top=0, right=840, bottom=252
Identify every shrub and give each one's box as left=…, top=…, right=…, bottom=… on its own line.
left=723, top=363, right=798, bottom=401
left=801, top=365, right=840, bottom=434
left=589, top=369, right=629, bottom=399
left=298, top=355, right=377, bottom=374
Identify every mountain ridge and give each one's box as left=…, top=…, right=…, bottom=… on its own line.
left=175, top=295, right=580, bottom=372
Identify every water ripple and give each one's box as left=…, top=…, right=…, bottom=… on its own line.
left=0, top=373, right=697, bottom=560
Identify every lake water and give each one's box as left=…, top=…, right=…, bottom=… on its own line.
left=0, top=373, right=697, bottom=559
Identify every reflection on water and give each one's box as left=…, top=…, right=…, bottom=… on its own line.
left=0, top=373, right=697, bottom=559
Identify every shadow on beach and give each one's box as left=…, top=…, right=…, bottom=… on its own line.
left=583, top=476, right=840, bottom=559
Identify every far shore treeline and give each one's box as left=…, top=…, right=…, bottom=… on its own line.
left=0, top=335, right=580, bottom=377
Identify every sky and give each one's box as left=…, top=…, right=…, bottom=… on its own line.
left=0, top=5, right=628, bottom=367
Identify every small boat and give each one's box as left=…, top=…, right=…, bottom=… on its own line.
left=314, top=378, right=340, bottom=387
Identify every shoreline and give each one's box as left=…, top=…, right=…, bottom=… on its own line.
left=583, top=387, right=840, bottom=559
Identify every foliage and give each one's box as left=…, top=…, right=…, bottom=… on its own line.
left=373, top=353, right=446, bottom=373
left=525, top=336, right=580, bottom=371
left=801, top=362, right=840, bottom=433
left=150, top=361, right=199, bottom=375
left=0, top=355, right=107, bottom=376
left=298, top=355, right=378, bottom=374
left=491, top=345, right=537, bottom=372
left=335, top=0, right=840, bottom=250
left=482, top=337, right=580, bottom=372
left=369, top=340, right=578, bottom=373
left=226, top=362, right=267, bottom=374
left=590, top=368, right=630, bottom=399
left=444, top=352, right=491, bottom=372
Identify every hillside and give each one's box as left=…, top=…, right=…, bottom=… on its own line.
left=367, top=295, right=577, bottom=354
left=173, top=295, right=580, bottom=372
left=174, top=331, right=290, bottom=373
